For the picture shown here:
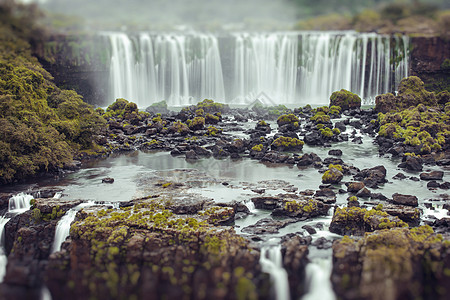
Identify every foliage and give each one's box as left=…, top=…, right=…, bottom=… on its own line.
left=0, top=2, right=105, bottom=183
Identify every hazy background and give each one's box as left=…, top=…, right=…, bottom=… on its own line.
left=16, top=0, right=450, bottom=31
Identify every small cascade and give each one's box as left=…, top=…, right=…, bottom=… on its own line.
left=51, top=202, right=95, bottom=253
left=105, top=31, right=409, bottom=107
left=0, top=216, right=11, bottom=282
left=260, top=243, right=290, bottom=300
left=8, top=193, right=33, bottom=213
left=53, top=192, right=62, bottom=199
left=244, top=200, right=256, bottom=213
left=302, top=258, right=336, bottom=300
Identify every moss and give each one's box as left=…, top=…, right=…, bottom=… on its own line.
left=251, top=144, right=263, bottom=152
left=329, top=89, right=361, bottom=110
left=348, top=196, right=358, bottom=202
left=310, top=111, right=331, bottom=124
left=31, top=208, right=41, bottom=223
left=271, top=136, right=304, bottom=151
left=187, top=117, right=205, bottom=131
left=320, top=127, right=334, bottom=137
left=277, top=114, right=300, bottom=127
left=206, top=125, right=222, bottom=136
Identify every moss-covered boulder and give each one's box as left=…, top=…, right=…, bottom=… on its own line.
left=329, top=89, right=361, bottom=110
left=332, top=226, right=450, bottom=300
left=46, top=200, right=267, bottom=300
left=329, top=206, right=408, bottom=236
left=271, top=136, right=304, bottom=152
left=272, top=198, right=331, bottom=219
left=322, top=164, right=344, bottom=184
left=375, top=76, right=437, bottom=113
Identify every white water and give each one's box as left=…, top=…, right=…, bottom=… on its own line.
left=51, top=202, right=94, bottom=253
left=106, top=31, right=409, bottom=107
left=8, top=193, right=33, bottom=213
left=0, top=216, right=11, bottom=282
left=302, top=258, right=336, bottom=300
left=260, top=243, right=290, bottom=300
left=0, top=193, right=34, bottom=282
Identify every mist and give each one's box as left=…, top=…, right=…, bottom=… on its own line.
left=37, top=0, right=299, bottom=30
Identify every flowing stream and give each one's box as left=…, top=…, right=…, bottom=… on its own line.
left=302, top=258, right=336, bottom=300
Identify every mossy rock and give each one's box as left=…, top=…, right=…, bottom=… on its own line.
left=329, top=89, right=361, bottom=110
left=271, top=136, right=304, bottom=152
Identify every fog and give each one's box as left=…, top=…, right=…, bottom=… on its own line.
left=36, top=0, right=299, bottom=30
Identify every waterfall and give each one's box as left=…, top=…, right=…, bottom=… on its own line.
left=260, top=243, right=290, bottom=300
left=51, top=202, right=95, bottom=253
left=105, top=31, right=409, bottom=107
left=0, top=216, right=10, bottom=282
left=302, top=257, right=336, bottom=300
left=8, top=193, right=33, bottom=213
left=0, top=193, right=34, bottom=282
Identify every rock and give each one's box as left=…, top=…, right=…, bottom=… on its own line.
left=322, top=168, right=344, bottom=184
left=393, top=172, right=407, bottom=180
left=304, top=131, right=323, bottom=146
left=311, top=237, right=333, bottom=249
left=102, top=178, right=114, bottom=184
left=297, top=153, right=322, bottom=167
left=281, top=235, right=309, bottom=300
left=347, top=182, right=365, bottom=193
left=329, top=89, right=361, bottom=110
left=427, top=181, right=440, bottom=189
left=272, top=198, right=331, bottom=219
left=328, top=149, right=342, bottom=156
left=392, top=193, right=418, bottom=207
left=420, top=171, right=444, bottom=181
left=356, top=187, right=371, bottom=198
left=241, top=218, right=295, bottom=234
left=331, top=227, right=450, bottom=300
left=353, top=165, right=387, bottom=188
left=302, top=225, right=317, bottom=234
left=399, top=155, right=423, bottom=171
left=381, top=204, right=421, bottom=226
left=251, top=196, right=280, bottom=210
left=329, top=206, right=407, bottom=236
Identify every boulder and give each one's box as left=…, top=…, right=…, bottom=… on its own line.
left=420, top=171, right=444, bottom=181
left=392, top=193, right=419, bottom=207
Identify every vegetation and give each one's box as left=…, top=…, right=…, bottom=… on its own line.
left=0, top=2, right=105, bottom=183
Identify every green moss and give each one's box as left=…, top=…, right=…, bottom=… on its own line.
left=271, top=136, right=304, bottom=150
left=310, top=111, right=331, bottom=124
left=251, top=144, right=263, bottom=152
left=206, top=125, right=222, bottom=136
left=329, top=89, right=361, bottom=110
left=277, top=114, right=300, bottom=127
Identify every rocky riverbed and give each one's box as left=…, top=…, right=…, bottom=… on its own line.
left=0, top=78, right=449, bottom=300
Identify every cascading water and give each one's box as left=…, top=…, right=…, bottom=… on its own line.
left=51, top=202, right=94, bottom=253
left=105, top=31, right=409, bottom=107
left=0, top=193, right=34, bottom=282
left=302, top=257, right=336, bottom=300
left=0, top=216, right=10, bottom=282
left=260, top=243, right=290, bottom=300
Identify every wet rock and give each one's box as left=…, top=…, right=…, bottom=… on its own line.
left=297, top=153, right=322, bottom=167
left=102, top=177, right=114, bottom=184
left=347, top=181, right=365, bottom=193
left=302, top=225, right=317, bottom=234
left=392, top=172, right=407, bottom=180
left=353, top=165, right=387, bottom=188
left=322, top=168, right=343, bottom=184
left=331, top=227, right=450, bottom=300
left=427, top=181, right=440, bottom=189
left=381, top=204, right=421, bottom=226
left=328, top=149, right=342, bottom=156
left=398, top=155, right=423, bottom=171
left=420, top=171, right=444, bottom=181
left=241, top=218, right=295, bottom=234
left=392, top=193, right=418, bottom=207
left=272, top=198, right=331, bottom=219
left=440, top=182, right=450, bottom=189
left=311, top=237, right=333, bottom=249
left=251, top=196, right=280, bottom=210
left=281, top=235, right=309, bottom=300
left=356, top=187, right=371, bottom=198
left=334, top=121, right=346, bottom=133
left=329, top=206, right=407, bottom=236
left=304, top=131, right=323, bottom=146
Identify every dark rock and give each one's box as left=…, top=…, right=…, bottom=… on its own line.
left=370, top=193, right=388, bottom=201
left=440, top=182, right=450, bottom=189
left=356, top=187, right=371, bottom=198
left=241, top=218, right=295, bottom=234
left=311, top=237, right=333, bottom=249
left=334, top=121, right=346, bottom=133
left=328, top=149, right=342, bottom=156
left=347, top=182, right=365, bottom=193
left=382, top=204, right=421, bottom=226
left=420, top=171, right=444, bottom=181
left=393, top=172, right=407, bottom=180
left=315, top=188, right=336, bottom=198
left=354, top=165, right=387, bottom=188
left=297, top=153, right=321, bottom=167
left=399, top=155, right=423, bottom=171
left=427, top=181, right=440, bottom=189
left=102, top=178, right=114, bottom=184
left=185, top=150, right=199, bottom=160
left=392, top=193, right=418, bottom=207
left=282, top=235, right=309, bottom=300
left=251, top=196, right=280, bottom=210
left=302, top=225, right=317, bottom=234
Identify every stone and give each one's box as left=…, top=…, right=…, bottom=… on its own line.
left=420, top=171, right=444, bottom=181
left=328, top=149, right=342, bottom=156
left=102, top=178, right=114, bottom=184
left=347, top=182, right=365, bottom=193
left=392, top=193, right=418, bottom=207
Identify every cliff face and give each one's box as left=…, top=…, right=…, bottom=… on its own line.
left=410, top=36, right=450, bottom=93
left=33, top=34, right=110, bottom=106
